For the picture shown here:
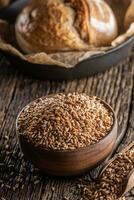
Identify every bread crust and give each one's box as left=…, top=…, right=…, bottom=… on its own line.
left=87, top=0, right=118, bottom=46
left=105, top=0, right=131, bottom=33
left=15, top=0, right=118, bottom=54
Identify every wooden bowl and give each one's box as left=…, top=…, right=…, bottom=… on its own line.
left=16, top=97, right=118, bottom=176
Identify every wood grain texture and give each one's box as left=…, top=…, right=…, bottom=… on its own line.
left=0, top=52, right=134, bottom=200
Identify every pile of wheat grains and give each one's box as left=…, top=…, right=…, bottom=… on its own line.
left=82, top=144, right=134, bottom=200
left=17, top=93, right=113, bottom=150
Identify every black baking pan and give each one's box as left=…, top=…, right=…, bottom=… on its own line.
left=0, top=0, right=134, bottom=81
left=0, top=0, right=29, bottom=23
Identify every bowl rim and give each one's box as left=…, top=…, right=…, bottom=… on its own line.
left=16, top=94, right=118, bottom=153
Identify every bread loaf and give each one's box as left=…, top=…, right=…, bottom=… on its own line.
left=15, top=0, right=118, bottom=54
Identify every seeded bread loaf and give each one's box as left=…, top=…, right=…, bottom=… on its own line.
left=15, top=0, right=118, bottom=54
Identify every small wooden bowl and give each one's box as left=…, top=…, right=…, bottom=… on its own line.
left=16, top=97, right=118, bottom=176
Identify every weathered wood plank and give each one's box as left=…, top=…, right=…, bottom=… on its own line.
left=41, top=55, right=134, bottom=200
left=0, top=61, right=68, bottom=199
left=0, top=53, right=134, bottom=200
left=116, top=62, right=134, bottom=200
left=0, top=58, right=18, bottom=137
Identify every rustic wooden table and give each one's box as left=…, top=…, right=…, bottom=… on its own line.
left=0, top=51, right=134, bottom=200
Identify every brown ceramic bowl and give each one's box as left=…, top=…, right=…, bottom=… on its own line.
left=16, top=96, right=118, bottom=176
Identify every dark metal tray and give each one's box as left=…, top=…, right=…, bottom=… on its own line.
left=0, top=0, right=134, bottom=80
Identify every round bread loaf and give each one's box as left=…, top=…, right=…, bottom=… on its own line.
left=15, top=0, right=118, bottom=54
